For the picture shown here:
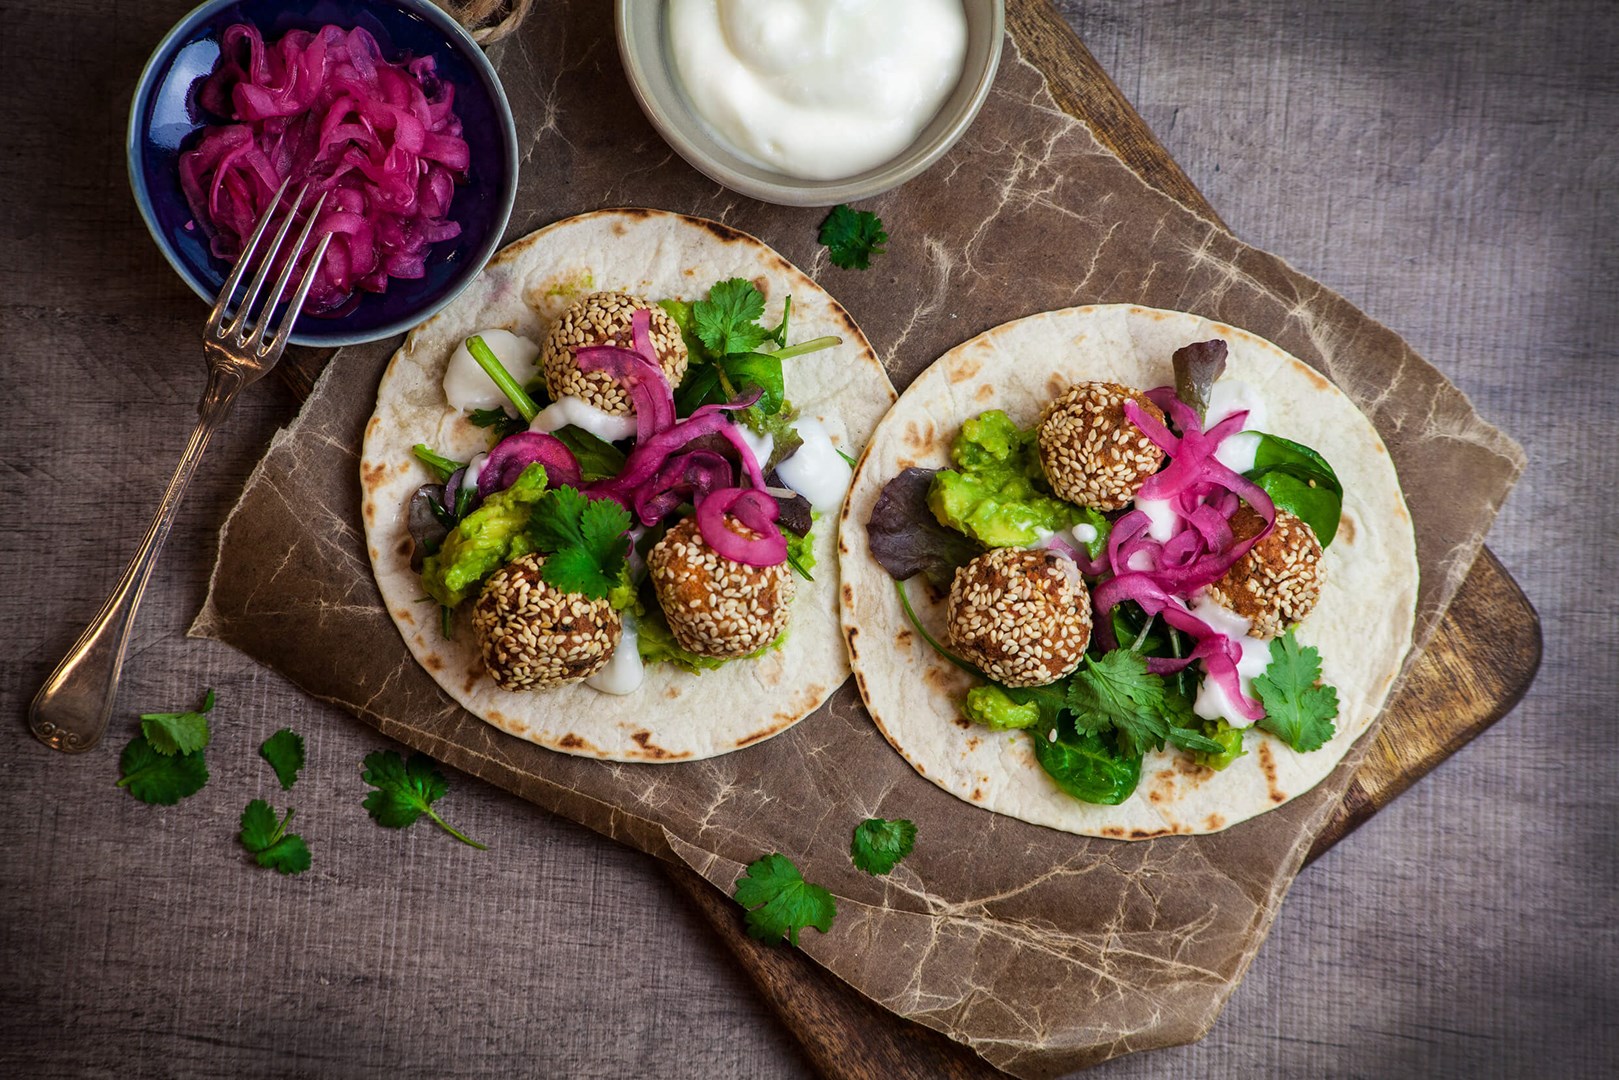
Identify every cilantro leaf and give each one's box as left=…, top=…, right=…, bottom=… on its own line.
left=116, top=734, right=208, bottom=805
left=139, top=688, right=215, bottom=756
left=850, top=818, right=916, bottom=876
left=733, top=853, right=837, bottom=947
left=1254, top=630, right=1340, bottom=752
left=1066, top=651, right=1170, bottom=759
left=259, top=728, right=305, bottom=790
left=693, top=278, right=770, bottom=357
left=361, top=750, right=487, bottom=849
left=238, top=799, right=311, bottom=875
left=819, top=204, right=888, bottom=270
left=528, top=486, right=632, bottom=599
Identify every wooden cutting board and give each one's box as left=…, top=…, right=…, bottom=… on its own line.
left=273, top=2, right=1540, bottom=1074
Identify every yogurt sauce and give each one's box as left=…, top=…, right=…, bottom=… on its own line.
left=588, top=612, right=646, bottom=695
left=666, top=0, right=969, bottom=181
left=1206, top=378, right=1267, bottom=474
left=443, top=329, right=540, bottom=412
left=529, top=396, right=638, bottom=443
left=1188, top=595, right=1272, bottom=726
left=775, top=417, right=851, bottom=511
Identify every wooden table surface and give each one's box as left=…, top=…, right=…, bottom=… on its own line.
left=1, top=1, right=1613, bottom=1077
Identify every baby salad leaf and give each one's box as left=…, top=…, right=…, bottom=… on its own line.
left=867, top=468, right=984, bottom=592
left=693, top=278, right=770, bottom=357
left=361, top=750, right=487, bottom=849
left=819, top=204, right=888, bottom=270
left=238, top=800, right=311, bottom=876
left=468, top=407, right=528, bottom=440
left=733, top=853, right=837, bottom=947
left=139, top=688, right=215, bottom=756
left=850, top=818, right=917, bottom=876
left=259, top=728, right=305, bottom=790
left=1254, top=630, right=1340, bottom=752
left=550, top=426, right=628, bottom=481
left=116, top=734, right=209, bottom=805
left=528, top=486, right=633, bottom=600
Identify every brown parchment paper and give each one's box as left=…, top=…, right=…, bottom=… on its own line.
left=191, top=4, right=1523, bottom=1075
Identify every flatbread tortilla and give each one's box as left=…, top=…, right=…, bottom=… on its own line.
left=838, top=305, right=1418, bottom=836
left=362, top=209, right=895, bottom=762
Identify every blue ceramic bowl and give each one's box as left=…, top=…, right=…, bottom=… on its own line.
left=128, top=0, right=518, bottom=346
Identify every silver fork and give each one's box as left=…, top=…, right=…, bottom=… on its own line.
left=29, top=179, right=334, bottom=753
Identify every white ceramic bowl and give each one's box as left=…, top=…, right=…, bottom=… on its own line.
left=615, top=0, right=1004, bottom=207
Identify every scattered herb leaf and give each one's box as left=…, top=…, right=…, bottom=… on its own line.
left=238, top=799, right=311, bottom=875
left=1254, top=630, right=1339, bottom=752
left=819, top=204, right=888, bottom=270
left=850, top=818, right=917, bottom=875
left=551, top=426, right=628, bottom=481
left=361, top=750, right=487, bottom=849
left=733, top=853, right=837, bottom=946
left=116, top=734, right=209, bottom=805
left=139, top=688, right=214, bottom=756
left=259, top=728, right=305, bottom=791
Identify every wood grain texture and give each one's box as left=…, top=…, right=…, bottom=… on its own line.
left=2, top=0, right=1602, bottom=1077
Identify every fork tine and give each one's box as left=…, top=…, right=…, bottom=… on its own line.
left=225, top=183, right=309, bottom=340
left=243, top=190, right=329, bottom=352
left=207, top=176, right=292, bottom=331
left=264, top=230, right=335, bottom=358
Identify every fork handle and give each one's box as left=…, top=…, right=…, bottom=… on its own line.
left=29, top=366, right=246, bottom=753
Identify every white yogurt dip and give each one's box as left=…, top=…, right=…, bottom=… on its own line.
left=666, top=0, right=969, bottom=180
left=443, top=329, right=540, bottom=412
left=529, top=396, right=638, bottom=443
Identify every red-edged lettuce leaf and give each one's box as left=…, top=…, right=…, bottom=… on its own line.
left=866, top=468, right=983, bottom=592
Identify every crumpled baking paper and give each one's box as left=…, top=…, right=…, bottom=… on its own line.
left=192, top=4, right=1522, bottom=1074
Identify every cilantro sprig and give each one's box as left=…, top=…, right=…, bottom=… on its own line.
left=239, top=800, right=311, bottom=875
left=139, top=688, right=215, bottom=756
left=1066, top=651, right=1224, bottom=758
left=116, top=734, right=209, bottom=805
left=819, top=204, right=888, bottom=270
left=734, top=853, right=837, bottom=947
left=361, top=750, right=487, bottom=849
left=694, top=278, right=772, bottom=356
left=259, top=728, right=305, bottom=790
left=1254, top=630, right=1340, bottom=752
left=528, top=486, right=632, bottom=599
left=850, top=818, right=916, bottom=876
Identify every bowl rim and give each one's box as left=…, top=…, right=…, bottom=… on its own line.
left=125, top=0, right=520, bottom=347
left=614, top=0, right=1005, bottom=208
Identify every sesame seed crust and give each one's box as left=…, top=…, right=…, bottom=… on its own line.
left=1205, top=507, right=1326, bottom=639
left=471, top=553, right=622, bottom=691
left=1037, top=381, right=1166, bottom=510
left=647, top=517, right=795, bottom=659
left=541, top=291, right=689, bottom=415
left=945, top=547, right=1092, bottom=688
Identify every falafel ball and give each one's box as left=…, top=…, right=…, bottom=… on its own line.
left=542, top=291, right=689, bottom=415
left=1205, top=506, right=1325, bottom=639
left=648, top=517, right=794, bottom=659
left=472, top=553, right=622, bottom=691
left=1037, top=381, right=1167, bottom=510
left=946, top=547, right=1092, bottom=688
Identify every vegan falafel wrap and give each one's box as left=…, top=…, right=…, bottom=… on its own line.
left=362, top=210, right=894, bottom=762
left=840, top=304, right=1418, bottom=836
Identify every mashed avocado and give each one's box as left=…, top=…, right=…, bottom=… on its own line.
left=927, top=410, right=1106, bottom=549
left=962, top=684, right=1040, bottom=731
left=421, top=464, right=549, bottom=608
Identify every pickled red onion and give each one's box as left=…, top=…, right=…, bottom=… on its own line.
left=178, top=23, right=468, bottom=315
